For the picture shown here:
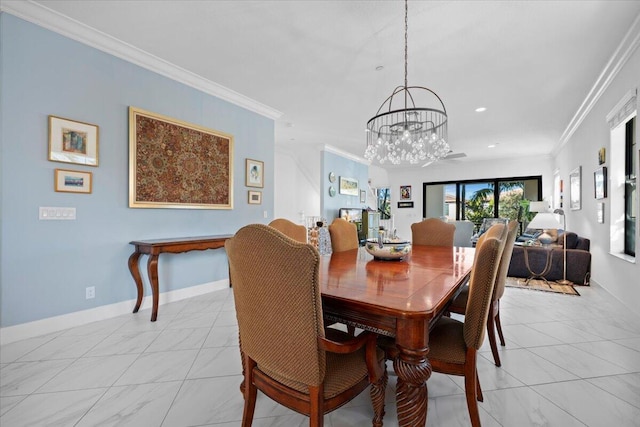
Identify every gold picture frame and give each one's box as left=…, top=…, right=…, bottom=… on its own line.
left=129, top=107, right=233, bottom=209
left=48, top=115, right=99, bottom=166
left=54, top=168, right=92, bottom=194
left=245, top=159, right=264, bottom=188
left=248, top=190, right=262, bottom=204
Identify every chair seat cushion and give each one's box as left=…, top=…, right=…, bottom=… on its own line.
left=259, top=333, right=385, bottom=399
left=428, top=316, right=466, bottom=364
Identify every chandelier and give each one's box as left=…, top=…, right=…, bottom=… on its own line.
left=365, top=0, right=449, bottom=165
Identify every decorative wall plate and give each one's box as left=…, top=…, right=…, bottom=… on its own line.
left=329, top=186, right=336, bottom=197
left=328, top=172, right=336, bottom=182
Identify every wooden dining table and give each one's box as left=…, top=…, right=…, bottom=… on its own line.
left=319, top=245, right=475, bottom=427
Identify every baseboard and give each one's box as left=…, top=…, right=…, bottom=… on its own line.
left=0, top=280, right=229, bottom=345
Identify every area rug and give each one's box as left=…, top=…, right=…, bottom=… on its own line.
left=505, top=276, right=580, bottom=296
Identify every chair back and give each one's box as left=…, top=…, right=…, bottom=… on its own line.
left=493, top=220, right=519, bottom=301
left=411, top=217, right=456, bottom=246
left=328, top=218, right=359, bottom=252
left=268, top=218, right=308, bottom=243
left=225, top=224, right=326, bottom=386
left=463, top=224, right=506, bottom=350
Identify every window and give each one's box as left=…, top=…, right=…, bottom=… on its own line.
left=422, top=176, right=542, bottom=234
left=608, top=90, right=637, bottom=260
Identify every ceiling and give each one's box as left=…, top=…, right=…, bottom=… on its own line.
left=10, top=1, right=640, bottom=167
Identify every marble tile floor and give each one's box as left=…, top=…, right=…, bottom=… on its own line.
left=2, top=283, right=640, bottom=427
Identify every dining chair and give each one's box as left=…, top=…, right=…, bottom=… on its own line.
left=225, top=224, right=387, bottom=427
left=268, top=218, right=308, bottom=243
left=328, top=218, right=359, bottom=252
left=448, top=220, right=518, bottom=366
left=428, top=224, right=506, bottom=427
left=411, top=217, right=456, bottom=246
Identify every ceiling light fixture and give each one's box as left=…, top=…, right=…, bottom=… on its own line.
left=365, top=0, right=449, bottom=165
left=475, top=107, right=487, bottom=112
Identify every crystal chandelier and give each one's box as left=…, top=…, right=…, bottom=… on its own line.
left=365, top=0, right=449, bottom=165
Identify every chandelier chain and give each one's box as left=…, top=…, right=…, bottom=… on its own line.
left=404, top=0, right=408, bottom=109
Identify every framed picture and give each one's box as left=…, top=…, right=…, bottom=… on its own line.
left=569, top=166, right=581, bottom=210
left=48, top=115, right=99, bottom=166
left=248, top=190, right=262, bottom=204
left=594, top=167, right=607, bottom=199
left=597, top=202, right=605, bottom=223
left=400, top=185, right=412, bottom=200
left=360, top=190, right=366, bottom=203
left=397, top=201, right=414, bottom=208
left=339, top=176, right=358, bottom=196
left=129, top=107, right=233, bottom=209
left=54, top=168, right=92, bottom=194
left=598, top=147, right=606, bottom=165
left=246, top=159, right=264, bottom=188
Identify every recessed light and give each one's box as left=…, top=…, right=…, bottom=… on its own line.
left=475, top=107, right=487, bottom=112
left=375, top=65, right=384, bottom=71
left=488, top=144, right=496, bottom=148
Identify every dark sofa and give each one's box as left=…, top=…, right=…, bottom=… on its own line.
left=508, top=232, right=591, bottom=285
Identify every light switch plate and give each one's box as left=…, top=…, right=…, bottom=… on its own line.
left=39, top=207, right=76, bottom=220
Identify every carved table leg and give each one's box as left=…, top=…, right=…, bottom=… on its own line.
left=147, top=254, right=160, bottom=321
left=393, top=345, right=431, bottom=427
left=128, top=251, right=144, bottom=313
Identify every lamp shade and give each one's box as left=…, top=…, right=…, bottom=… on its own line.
left=527, top=212, right=561, bottom=230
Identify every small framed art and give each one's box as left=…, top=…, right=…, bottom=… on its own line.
left=246, top=159, right=264, bottom=188
left=569, top=166, right=581, bottom=210
left=597, top=202, right=605, bottom=223
left=49, top=115, right=99, bottom=166
left=360, top=190, right=366, bottom=203
left=248, top=190, right=262, bottom=204
left=339, top=176, right=358, bottom=196
left=400, top=185, right=411, bottom=200
left=54, top=168, right=92, bottom=194
left=594, top=167, right=607, bottom=199
left=397, top=201, right=414, bottom=208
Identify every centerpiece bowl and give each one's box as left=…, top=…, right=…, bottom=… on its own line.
left=365, top=238, right=412, bottom=260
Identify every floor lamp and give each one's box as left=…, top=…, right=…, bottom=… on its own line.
left=553, top=209, right=572, bottom=285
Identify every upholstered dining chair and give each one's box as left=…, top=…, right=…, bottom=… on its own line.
left=268, top=218, right=308, bottom=243
left=429, top=224, right=506, bottom=427
left=448, top=220, right=518, bottom=367
left=328, top=218, right=359, bottom=252
left=225, top=224, right=387, bottom=427
left=411, top=217, right=456, bottom=246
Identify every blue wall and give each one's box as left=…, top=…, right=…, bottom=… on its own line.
left=0, top=14, right=274, bottom=327
left=321, top=150, right=368, bottom=221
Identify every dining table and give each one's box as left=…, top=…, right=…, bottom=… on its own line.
left=319, top=244, right=475, bottom=427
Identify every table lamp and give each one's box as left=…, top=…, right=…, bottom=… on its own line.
left=527, top=212, right=562, bottom=245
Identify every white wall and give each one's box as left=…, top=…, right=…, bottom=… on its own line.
left=274, top=144, right=321, bottom=224
left=554, top=38, right=640, bottom=312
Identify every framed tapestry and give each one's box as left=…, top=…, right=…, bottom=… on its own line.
left=129, top=107, right=233, bottom=209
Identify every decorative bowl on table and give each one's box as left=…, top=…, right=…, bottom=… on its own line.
left=365, top=238, right=412, bottom=260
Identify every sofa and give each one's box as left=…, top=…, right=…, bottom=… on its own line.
left=507, top=232, right=591, bottom=285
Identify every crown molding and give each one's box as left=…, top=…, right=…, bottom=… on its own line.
left=555, top=13, right=640, bottom=154
left=0, top=1, right=282, bottom=120
left=322, top=144, right=369, bottom=165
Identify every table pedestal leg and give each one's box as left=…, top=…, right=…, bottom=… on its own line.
left=128, top=252, right=143, bottom=313
left=147, top=254, right=160, bottom=322
left=393, top=345, right=431, bottom=427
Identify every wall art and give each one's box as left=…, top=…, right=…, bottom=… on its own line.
left=339, top=176, right=359, bottom=196
left=48, top=115, right=99, bottom=166
left=54, top=168, right=92, bottom=194
left=400, top=185, right=412, bottom=200
left=569, top=166, right=581, bottom=210
left=129, top=107, right=233, bottom=209
left=246, top=158, right=264, bottom=188
left=594, top=167, right=607, bottom=199
left=248, top=190, right=262, bottom=204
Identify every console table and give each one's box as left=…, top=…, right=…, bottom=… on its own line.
left=128, top=235, right=233, bottom=321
